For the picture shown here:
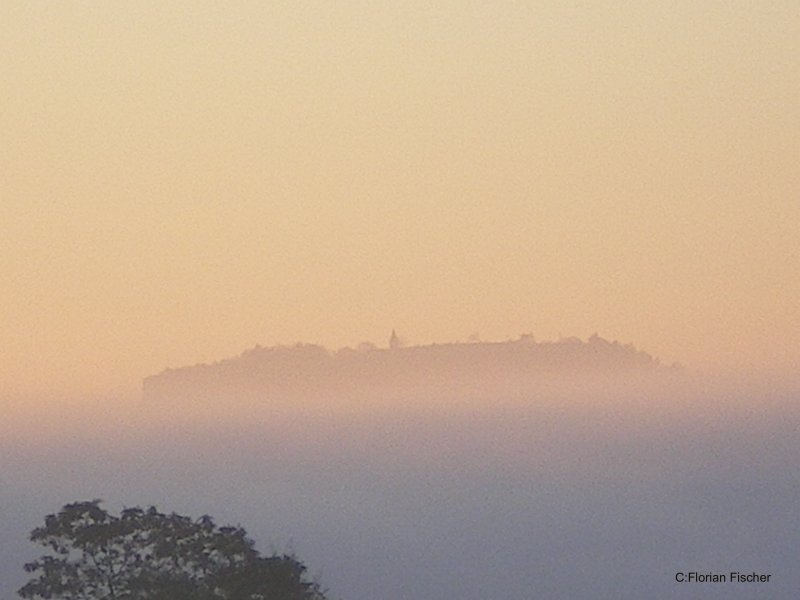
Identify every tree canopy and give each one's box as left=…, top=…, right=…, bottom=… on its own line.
left=19, top=500, right=328, bottom=600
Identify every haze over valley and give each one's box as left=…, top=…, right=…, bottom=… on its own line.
left=2, top=334, right=799, bottom=598
left=3, top=1, right=798, bottom=597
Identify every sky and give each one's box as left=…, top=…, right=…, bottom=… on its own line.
left=2, top=1, right=799, bottom=396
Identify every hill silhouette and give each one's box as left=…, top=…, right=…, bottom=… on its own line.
left=143, top=334, right=678, bottom=404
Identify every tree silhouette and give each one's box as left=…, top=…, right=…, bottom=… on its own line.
left=18, top=500, right=327, bottom=600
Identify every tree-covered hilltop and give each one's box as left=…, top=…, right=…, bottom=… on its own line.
left=143, top=334, right=677, bottom=403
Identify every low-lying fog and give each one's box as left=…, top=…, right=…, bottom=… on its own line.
left=2, top=374, right=798, bottom=599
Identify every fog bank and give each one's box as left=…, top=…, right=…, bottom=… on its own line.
left=2, top=373, right=798, bottom=599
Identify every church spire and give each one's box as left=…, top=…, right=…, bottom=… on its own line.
left=389, top=329, right=400, bottom=350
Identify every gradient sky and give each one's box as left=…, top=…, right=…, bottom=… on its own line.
left=2, top=1, right=798, bottom=395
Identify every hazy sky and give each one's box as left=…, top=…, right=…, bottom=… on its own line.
left=2, top=1, right=798, bottom=395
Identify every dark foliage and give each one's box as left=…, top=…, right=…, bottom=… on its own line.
left=18, top=500, right=327, bottom=600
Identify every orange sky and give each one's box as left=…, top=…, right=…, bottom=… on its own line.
left=2, top=1, right=798, bottom=396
